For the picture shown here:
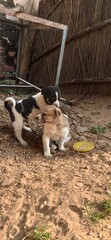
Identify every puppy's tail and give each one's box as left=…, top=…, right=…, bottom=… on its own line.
left=4, top=97, right=16, bottom=111
left=4, top=97, right=16, bottom=122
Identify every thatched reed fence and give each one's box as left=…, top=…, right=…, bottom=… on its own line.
left=21, top=0, right=111, bottom=96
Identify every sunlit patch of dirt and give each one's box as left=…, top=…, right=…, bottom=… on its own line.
left=0, top=92, right=111, bottom=240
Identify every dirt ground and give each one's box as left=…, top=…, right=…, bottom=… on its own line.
left=0, top=91, right=111, bottom=240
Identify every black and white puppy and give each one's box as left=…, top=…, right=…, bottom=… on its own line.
left=4, top=86, right=60, bottom=146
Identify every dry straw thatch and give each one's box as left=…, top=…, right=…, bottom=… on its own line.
left=20, top=0, right=111, bottom=96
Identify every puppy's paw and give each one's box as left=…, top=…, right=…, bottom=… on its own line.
left=26, top=127, right=32, bottom=132
left=59, top=146, right=66, bottom=151
left=23, top=126, right=32, bottom=132
left=44, top=151, right=52, bottom=158
left=21, top=141, right=28, bottom=146
left=50, top=143, right=57, bottom=152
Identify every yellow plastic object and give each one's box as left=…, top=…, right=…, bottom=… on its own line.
left=73, top=141, right=94, bottom=152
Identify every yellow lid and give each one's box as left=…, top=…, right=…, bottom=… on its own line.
left=73, top=141, right=94, bottom=152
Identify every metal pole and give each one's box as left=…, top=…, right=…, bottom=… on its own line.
left=55, top=25, right=68, bottom=86
left=17, top=76, right=41, bottom=91
left=16, top=26, right=24, bottom=77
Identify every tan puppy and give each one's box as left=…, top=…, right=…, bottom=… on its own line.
left=41, top=105, right=71, bottom=157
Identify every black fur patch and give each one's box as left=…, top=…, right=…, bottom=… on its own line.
left=42, top=86, right=60, bottom=104
left=15, top=96, right=39, bottom=119
left=4, top=101, right=15, bottom=122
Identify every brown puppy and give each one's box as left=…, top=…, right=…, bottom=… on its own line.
left=41, top=105, right=71, bottom=157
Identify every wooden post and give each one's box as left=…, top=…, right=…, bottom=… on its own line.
left=0, top=5, right=67, bottom=30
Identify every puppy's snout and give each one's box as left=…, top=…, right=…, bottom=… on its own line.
left=54, top=101, right=59, bottom=107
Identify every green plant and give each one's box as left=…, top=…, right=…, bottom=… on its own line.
left=107, top=122, right=111, bottom=128
left=15, top=176, right=21, bottom=185
left=85, top=199, right=111, bottom=224
left=27, top=225, right=52, bottom=240
left=3, top=71, right=16, bottom=75
left=89, top=212, right=105, bottom=223
left=103, top=200, right=111, bottom=214
left=90, top=125, right=106, bottom=134
left=91, top=112, right=100, bottom=115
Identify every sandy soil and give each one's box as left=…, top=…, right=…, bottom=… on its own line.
left=0, top=91, right=111, bottom=240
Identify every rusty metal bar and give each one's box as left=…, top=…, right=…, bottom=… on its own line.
left=0, top=5, right=67, bottom=30
left=16, top=77, right=41, bottom=91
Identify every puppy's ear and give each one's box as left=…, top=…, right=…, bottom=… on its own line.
left=6, top=99, right=13, bottom=107
left=54, top=108, right=61, bottom=117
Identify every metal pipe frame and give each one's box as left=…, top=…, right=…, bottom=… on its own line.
left=55, top=26, right=68, bottom=86
left=0, top=15, right=68, bottom=90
